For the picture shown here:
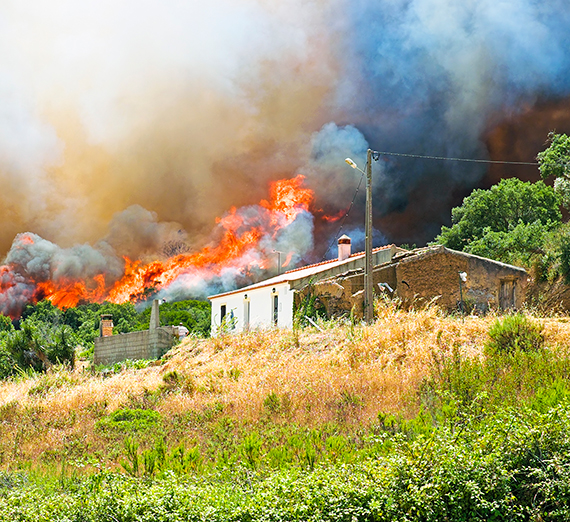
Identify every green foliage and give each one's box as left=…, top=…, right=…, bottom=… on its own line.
left=160, top=370, right=195, bottom=394
left=433, top=177, right=561, bottom=261
left=0, top=298, right=211, bottom=379
left=466, top=220, right=549, bottom=266
left=0, top=315, right=14, bottom=333
left=534, top=221, right=570, bottom=284
left=240, top=432, right=263, bottom=469
left=10, top=404, right=570, bottom=520
left=294, top=282, right=328, bottom=327
left=0, top=346, right=14, bottom=380
left=4, top=322, right=48, bottom=372
left=138, top=299, right=211, bottom=337
left=263, top=391, right=282, bottom=414
left=538, top=132, right=570, bottom=179
left=28, top=371, right=78, bottom=397
left=96, top=408, right=162, bottom=433
left=486, top=314, right=544, bottom=355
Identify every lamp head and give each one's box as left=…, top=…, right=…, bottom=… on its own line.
left=345, top=158, right=358, bottom=169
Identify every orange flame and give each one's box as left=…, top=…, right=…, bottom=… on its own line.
left=13, top=175, right=314, bottom=310
left=320, top=207, right=347, bottom=223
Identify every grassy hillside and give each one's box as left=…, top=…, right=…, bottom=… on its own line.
left=4, top=302, right=570, bottom=519
left=0, top=302, right=568, bottom=469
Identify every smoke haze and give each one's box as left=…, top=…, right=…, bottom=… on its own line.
left=2, top=0, right=570, bottom=308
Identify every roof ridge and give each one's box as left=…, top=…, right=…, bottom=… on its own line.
left=282, top=244, right=394, bottom=275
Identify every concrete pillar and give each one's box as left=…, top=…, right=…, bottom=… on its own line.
left=149, top=299, right=160, bottom=330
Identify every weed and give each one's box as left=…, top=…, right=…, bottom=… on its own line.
left=486, top=314, right=544, bottom=355
left=28, top=370, right=78, bottom=396
left=96, top=408, right=161, bottom=433
left=227, top=367, right=241, bottom=381
left=240, top=432, right=262, bottom=469
left=263, top=391, right=281, bottom=414
left=161, top=370, right=195, bottom=395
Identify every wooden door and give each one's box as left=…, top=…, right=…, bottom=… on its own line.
left=499, top=279, right=516, bottom=310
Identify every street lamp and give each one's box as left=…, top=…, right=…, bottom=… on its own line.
left=345, top=149, right=377, bottom=323
left=458, top=271, right=467, bottom=316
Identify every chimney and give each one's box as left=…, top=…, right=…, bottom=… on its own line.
left=100, top=314, right=113, bottom=337
left=338, top=234, right=351, bottom=261
left=149, top=299, right=160, bottom=330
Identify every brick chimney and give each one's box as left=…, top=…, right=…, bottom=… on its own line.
left=100, top=314, right=113, bottom=337
left=338, top=234, right=351, bottom=261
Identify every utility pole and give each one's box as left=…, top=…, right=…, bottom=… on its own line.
left=345, top=151, right=376, bottom=324
left=365, top=148, right=374, bottom=323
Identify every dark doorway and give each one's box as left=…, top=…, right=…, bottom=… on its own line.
left=273, top=294, right=278, bottom=326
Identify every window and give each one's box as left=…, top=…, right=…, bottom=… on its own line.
left=220, top=304, right=227, bottom=322
left=243, top=296, right=250, bottom=331
left=272, top=293, right=278, bottom=326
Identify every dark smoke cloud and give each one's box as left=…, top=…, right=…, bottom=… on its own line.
left=326, top=0, right=570, bottom=242
left=1, top=0, right=570, bottom=303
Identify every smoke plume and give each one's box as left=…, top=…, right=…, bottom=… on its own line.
left=2, top=0, right=570, bottom=311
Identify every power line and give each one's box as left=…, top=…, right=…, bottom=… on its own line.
left=374, top=150, right=538, bottom=165
left=320, top=162, right=366, bottom=262
left=319, top=149, right=557, bottom=261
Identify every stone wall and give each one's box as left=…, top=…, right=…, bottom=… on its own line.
left=94, top=326, right=175, bottom=366
left=295, top=246, right=527, bottom=318
left=393, top=247, right=527, bottom=312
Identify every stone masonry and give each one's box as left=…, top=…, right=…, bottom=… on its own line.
left=296, top=246, right=528, bottom=318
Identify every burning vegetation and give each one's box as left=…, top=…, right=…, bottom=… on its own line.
left=0, top=176, right=316, bottom=318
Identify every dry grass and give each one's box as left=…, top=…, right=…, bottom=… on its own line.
left=2, top=303, right=570, bottom=468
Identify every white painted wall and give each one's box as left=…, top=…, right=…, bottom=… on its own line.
left=210, top=282, right=294, bottom=335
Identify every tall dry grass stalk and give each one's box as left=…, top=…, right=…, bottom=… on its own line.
left=2, top=303, right=570, bottom=467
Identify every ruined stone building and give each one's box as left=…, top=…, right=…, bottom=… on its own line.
left=300, top=245, right=528, bottom=317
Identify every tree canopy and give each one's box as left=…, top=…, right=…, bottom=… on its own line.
left=538, top=132, right=570, bottom=208
left=433, top=177, right=562, bottom=264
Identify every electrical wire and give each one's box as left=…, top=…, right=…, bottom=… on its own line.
left=374, top=150, right=538, bottom=165
left=320, top=161, right=367, bottom=262
left=319, top=149, right=564, bottom=261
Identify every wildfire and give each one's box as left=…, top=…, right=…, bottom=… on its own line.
left=0, top=175, right=315, bottom=315
left=320, top=208, right=347, bottom=223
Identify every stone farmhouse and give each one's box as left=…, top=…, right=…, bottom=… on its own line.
left=302, top=245, right=528, bottom=317
left=209, top=239, right=528, bottom=333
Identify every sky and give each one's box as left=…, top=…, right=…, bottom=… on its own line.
left=1, top=0, right=570, bottom=306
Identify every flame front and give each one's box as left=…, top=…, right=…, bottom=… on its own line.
left=0, top=175, right=316, bottom=316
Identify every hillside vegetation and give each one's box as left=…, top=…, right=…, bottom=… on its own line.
left=4, top=302, right=570, bottom=519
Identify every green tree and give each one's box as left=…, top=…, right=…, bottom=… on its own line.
left=537, top=132, right=570, bottom=208
left=137, top=299, right=211, bottom=337
left=433, top=178, right=562, bottom=264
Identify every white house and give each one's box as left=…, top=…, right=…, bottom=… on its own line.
left=208, top=236, right=399, bottom=334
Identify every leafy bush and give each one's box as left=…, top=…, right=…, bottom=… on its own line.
left=96, top=408, right=161, bottom=433
left=486, top=314, right=544, bottom=355
left=0, top=346, right=14, bottom=380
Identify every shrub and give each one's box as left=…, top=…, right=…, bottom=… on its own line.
left=486, top=314, right=544, bottom=355
left=96, top=408, right=161, bottom=433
